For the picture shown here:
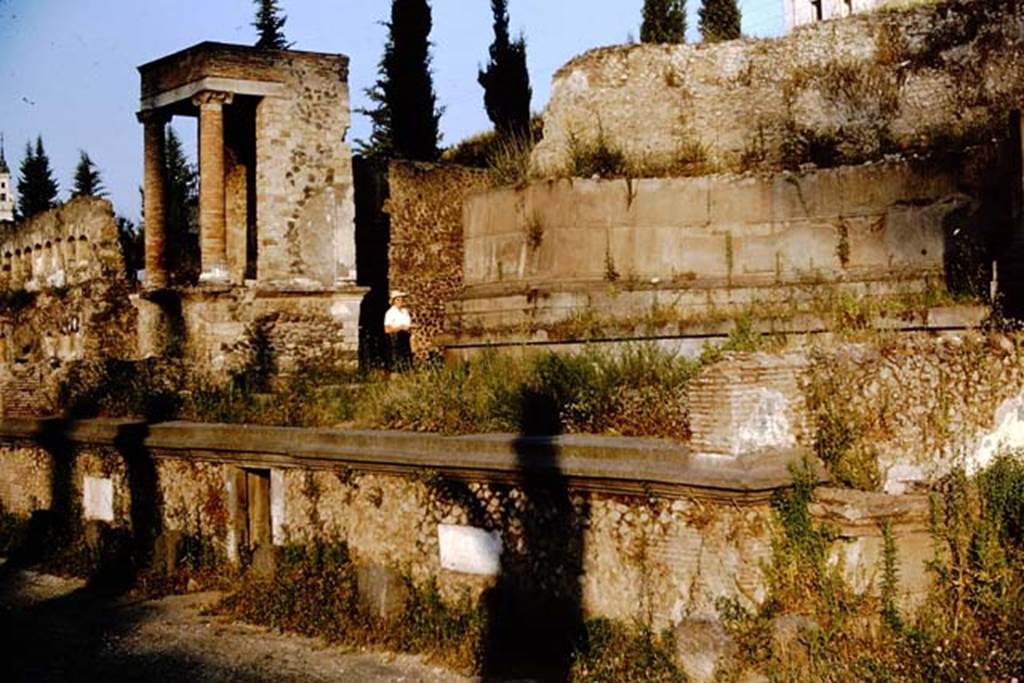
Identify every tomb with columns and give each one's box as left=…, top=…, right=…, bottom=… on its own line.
left=134, top=42, right=365, bottom=375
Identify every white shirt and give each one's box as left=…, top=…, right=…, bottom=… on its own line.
left=384, top=305, right=411, bottom=331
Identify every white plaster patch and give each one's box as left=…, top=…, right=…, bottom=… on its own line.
left=82, top=476, right=114, bottom=522
left=969, top=391, right=1024, bottom=474
left=438, top=524, right=502, bottom=576
left=734, top=388, right=795, bottom=455
left=270, top=469, right=285, bottom=546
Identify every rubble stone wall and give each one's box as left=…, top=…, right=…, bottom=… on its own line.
left=532, top=0, right=1023, bottom=176
left=0, top=424, right=932, bottom=635
left=0, top=200, right=137, bottom=416
left=385, top=161, right=488, bottom=355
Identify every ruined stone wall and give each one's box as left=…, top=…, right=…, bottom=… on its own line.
left=804, top=333, right=1024, bottom=493
left=0, top=431, right=932, bottom=634
left=177, top=288, right=359, bottom=377
left=532, top=0, right=1023, bottom=176
left=254, top=52, right=355, bottom=287
left=386, top=161, right=489, bottom=355
left=0, top=200, right=137, bottom=415
left=0, top=198, right=125, bottom=291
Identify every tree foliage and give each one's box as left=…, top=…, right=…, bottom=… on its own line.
left=253, top=0, right=290, bottom=49
left=71, top=150, right=106, bottom=198
left=17, top=136, right=59, bottom=219
left=478, top=0, right=532, bottom=137
left=161, top=127, right=200, bottom=282
left=699, top=0, right=741, bottom=43
left=641, top=0, right=687, bottom=44
left=359, top=0, right=442, bottom=161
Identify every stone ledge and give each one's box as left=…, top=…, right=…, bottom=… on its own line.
left=0, top=418, right=824, bottom=503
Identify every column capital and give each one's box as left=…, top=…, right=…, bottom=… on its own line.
left=136, top=109, right=171, bottom=125
left=192, top=90, right=234, bottom=109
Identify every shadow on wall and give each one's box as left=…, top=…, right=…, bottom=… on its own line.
left=997, top=110, right=1024, bottom=318
left=353, top=156, right=391, bottom=370
left=15, top=418, right=164, bottom=593
left=435, top=391, right=588, bottom=680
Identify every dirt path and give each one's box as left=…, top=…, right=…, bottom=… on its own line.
left=0, top=562, right=473, bottom=682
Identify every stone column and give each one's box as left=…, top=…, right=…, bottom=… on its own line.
left=139, top=110, right=170, bottom=289
left=194, top=91, right=233, bottom=284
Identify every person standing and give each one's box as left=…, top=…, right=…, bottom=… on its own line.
left=384, top=290, right=413, bottom=371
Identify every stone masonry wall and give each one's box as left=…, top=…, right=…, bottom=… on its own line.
left=254, top=51, right=355, bottom=287
left=455, top=146, right=998, bottom=340
left=386, top=161, right=489, bottom=355
left=178, top=288, right=359, bottom=377
left=532, top=0, right=1024, bottom=176
left=0, top=200, right=137, bottom=415
left=0, top=197, right=125, bottom=291
left=0, top=435, right=933, bottom=635
left=804, top=333, right=1024, bottom=493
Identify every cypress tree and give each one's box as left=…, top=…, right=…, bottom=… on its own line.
left=360, top=0, right=442, bottom=161
left=478, top=0, right=532, bottom=138
left=17, top=136, right=59, bottom=219
left=699, top=0, right=741, bottom=43
left=641, top=0, right=687, bottom=44
left=71, top=150, right=106, bottom=198
left=162, top=127, right=200, bottom=281
left=253, top=0, right=290, bottom=50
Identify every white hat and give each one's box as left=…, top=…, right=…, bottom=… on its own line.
left=389, top=290, right=407, bottom=302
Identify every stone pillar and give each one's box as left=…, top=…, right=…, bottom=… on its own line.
left=139, top=110, right=170, bottom=289
left=194, top=91, right=233, bottom=284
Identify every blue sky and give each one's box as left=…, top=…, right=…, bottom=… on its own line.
left=0, top=1, right=782, bottom=221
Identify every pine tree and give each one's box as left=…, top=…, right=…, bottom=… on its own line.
left=699, top=0, right=741, bottom=43
left=72, top=150, right=106, bottom=198
left=162, top=127, right=200, bottom=281
left=17, top=136, right=59, bottom=219
left=478, top=0, right=532, bottom=138
left=359, top=0, right=442, bottom=161
left=253, top=0, right=290, bottom=50
left=641, top=0, right=687, bottom=44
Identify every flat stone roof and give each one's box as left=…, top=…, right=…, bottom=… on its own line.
left=138, top=41, right=349, bottom=111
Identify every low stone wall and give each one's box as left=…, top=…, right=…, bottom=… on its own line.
left=531, top=0, right=1023, bottom=176
left=385, top=161, right=489, bottom=356
left=0, top=417, right=936, bottom=644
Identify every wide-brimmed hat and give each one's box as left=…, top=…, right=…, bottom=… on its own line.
left=389, top=290, right=408, bottom=302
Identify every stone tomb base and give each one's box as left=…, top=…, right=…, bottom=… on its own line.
left=133, top=284, right=367, bottom=378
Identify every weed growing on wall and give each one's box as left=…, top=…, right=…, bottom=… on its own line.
left=567, top=130, right=628, bottom=178
left=719, top=454, right=1024, bottom=680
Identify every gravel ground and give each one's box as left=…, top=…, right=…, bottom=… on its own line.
left=0, top=561, right=473, bottom=682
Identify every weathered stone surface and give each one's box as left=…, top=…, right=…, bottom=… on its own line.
left=356, top=562, right=410, bottom=623
left=249, top=543, right=277, bottom=580
left=452, top=151, right=988, bottom=343
left=532, top=0, right=1024, bottom=176
left=674, top=618, right=736, bottom=683
left=153, top=529, right=183, bottom=576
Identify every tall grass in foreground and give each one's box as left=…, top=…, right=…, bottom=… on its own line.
left=353, top=345, right=698, bottom=438
left=56, top=344, right=701, bottom=440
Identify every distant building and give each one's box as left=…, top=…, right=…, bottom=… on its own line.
left=784, top=0, right=892, bottom=31
left=0, top=135, right=14, bottom=225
